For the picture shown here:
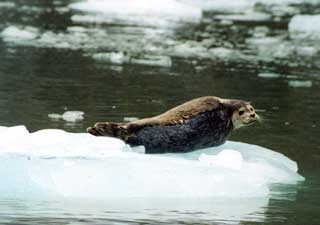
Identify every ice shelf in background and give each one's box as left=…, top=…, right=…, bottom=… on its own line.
left=289, top=15, right=320, bottom=39
left=69, top=0, right=202, bottom=27
left=0, top=126, right=304, bottom=200
left=48, top=111, right=84, bottom=122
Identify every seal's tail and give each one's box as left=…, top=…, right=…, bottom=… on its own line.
left=87, top=122, right=129, bottom=140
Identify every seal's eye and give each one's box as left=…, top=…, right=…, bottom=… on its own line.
left=250, top=107, right=253, bottom=111
left=239, top=110, right=245, bottom=116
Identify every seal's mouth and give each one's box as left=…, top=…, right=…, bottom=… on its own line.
left=243, top=120, right=256, bottom=126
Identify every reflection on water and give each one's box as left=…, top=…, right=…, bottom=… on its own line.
left=0, top=0, right=320, bottom=224
left=0, top=198, right=269, bottom=224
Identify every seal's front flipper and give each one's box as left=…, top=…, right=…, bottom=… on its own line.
left=87, top=122, right=129, bottom=140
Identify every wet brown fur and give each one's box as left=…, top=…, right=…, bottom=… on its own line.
left=87, top=96, right=252, bottom=142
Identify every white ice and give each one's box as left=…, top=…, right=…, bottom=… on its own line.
left=48, top=111, right=84, bottom=122
left=1, top=26, right=39, bottom=41
left=181, top=0, right=253, bottom=12
left=69, top=0, right=202, bottom=27
left=214, top=11, right=271, bottom=22
left=91, top=52, right=172, bottom=67
left=288, top=80, right=313, bottom=88
left=92, top=52, right=130, bottom=65
left=289, top=15, right=320, bottom=39
left=182, top=0, right=320, bottom=12
left=295, top=46, right=318, bottom=57
left=0, top=2, right=15, bottom=8
left=258, top=72, right=281, bottom=78
left=0, top=126, right=304, bottom=200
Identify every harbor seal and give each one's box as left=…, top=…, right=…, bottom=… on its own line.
left=87, top=96, right=258, bottom=153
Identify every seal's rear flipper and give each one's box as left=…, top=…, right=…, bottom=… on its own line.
left=87, top=122, right=129, bottom=140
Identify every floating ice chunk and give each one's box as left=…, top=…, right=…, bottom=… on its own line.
left=289, top=15, right=320, bottom=39
left=123, top=117, right=139, bottom=122
left=246, top=37, right=283, bottom=46
left=182, top=0, right=253, bottom=13
left=69, top=0, right=202, bottom=26
left=254, top=0, right=320, bottom=6
left=209, top=47, right=246, bottom=61
left=48, top=111, right=84, bottom=122
left=1, top=26, right=39, bottom=41
left=246, top=37, right=294, bottom=60
left=295, top=46, right=318, bottom=57
left=92, top=52, right=130, bottom=65
left=170, top=41, right=208, bottom=58
left=288, top=80, right=313, bottom=88
left=66, top=26, right=88, bottom=33
left=130, top=55, right=172, bottom=67
left=209, top=47, right=234, bottom=59
left=215, top=11, right=271, bottom=22
left=258, top=72, right=281, bottom=78
left=92, top=52, right=172, bottom=67
left=59, top=111, right=84, bottom=122
left=0, top=126, right=304, bottom=200
left=0, top=2, right=15, bottom=8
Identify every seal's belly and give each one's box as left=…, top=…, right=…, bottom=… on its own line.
left=127, top=110, right=233, bottom=153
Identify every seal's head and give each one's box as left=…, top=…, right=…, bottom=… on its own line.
left=224, top=100, right=258, bottom=129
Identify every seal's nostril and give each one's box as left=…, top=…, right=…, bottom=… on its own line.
left=250, top=113, right=256, bottom=118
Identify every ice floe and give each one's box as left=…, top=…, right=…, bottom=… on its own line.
left=289, top=15, right=320, bottom=39
left=295, top=46, right=318, bottom=57
left=1, top=26, right=39, bottom=42
left=1, top=1, right=320, bottom=69
left=182, top=0, right=253, bottom=12
left=123, top=117, right=140, bottom=122
left=214, top=11, right=271, bottom=22
left=0, top=2, right=15, bottom=8
left=182, top=0, right=320, bottom=12
left=258, top=72, right=281, bottom=78
left=69, top=0, right=202, bottom=27
left=48, top=111, right=84, bottom=122
left=92, top=52, right=130, bottom=65
left=91, top=52, right=172, bottom=67
left=0, top=125, right=304, bottom=200
left=288, top=80, right=313, bottom=87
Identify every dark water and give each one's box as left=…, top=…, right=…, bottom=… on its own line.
left=0, top=0, right=320, bottom=224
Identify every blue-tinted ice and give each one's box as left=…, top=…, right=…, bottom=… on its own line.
left=0, top=126, right=304, bottom=200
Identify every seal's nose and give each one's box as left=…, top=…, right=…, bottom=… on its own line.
left=250, top=113, right=256, bottom=118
